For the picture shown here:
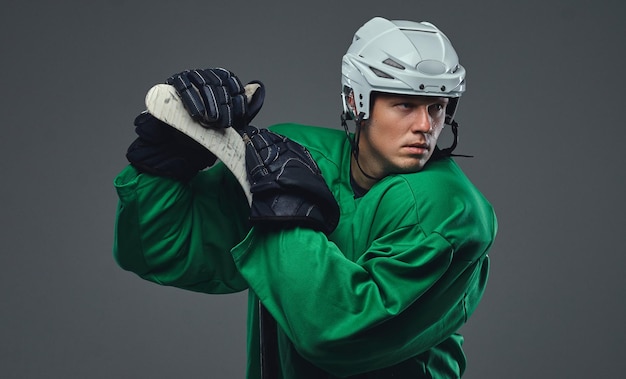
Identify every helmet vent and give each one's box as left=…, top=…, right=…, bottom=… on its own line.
left=383, top=58, right=405, bottom=70
left=369, top=66, right=394, bottom=79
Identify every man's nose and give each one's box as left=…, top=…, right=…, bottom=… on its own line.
left=411, top=106, right=433, bottom=133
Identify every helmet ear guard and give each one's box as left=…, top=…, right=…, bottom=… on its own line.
left=445, top=97, right=459, bottom=123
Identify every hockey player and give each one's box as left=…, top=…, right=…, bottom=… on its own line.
left=114, top=17, right=497, bottom=378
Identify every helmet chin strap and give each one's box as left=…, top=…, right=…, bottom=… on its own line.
left=341, top=111, right=385, bottom=181
left=435, top=117, right=473, bottom=158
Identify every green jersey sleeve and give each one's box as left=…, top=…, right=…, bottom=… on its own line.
left=113, top=163, right=251, bottom=294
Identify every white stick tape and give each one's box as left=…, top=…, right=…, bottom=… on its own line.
left=145, top=84, right=252, bottom=205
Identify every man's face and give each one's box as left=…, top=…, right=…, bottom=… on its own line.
left=355, top=92, right=449, bottom=180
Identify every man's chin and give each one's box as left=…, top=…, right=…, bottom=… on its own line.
left=391, top=162, right=427, bottom=175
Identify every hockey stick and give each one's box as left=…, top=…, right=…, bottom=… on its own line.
left=145, top=84, right=279, bottom=378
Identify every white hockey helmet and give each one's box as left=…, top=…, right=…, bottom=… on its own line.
left=341, top=17, right=466, bottom=121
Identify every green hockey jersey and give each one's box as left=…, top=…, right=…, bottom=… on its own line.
left=113, top=123, right=497, bottom=378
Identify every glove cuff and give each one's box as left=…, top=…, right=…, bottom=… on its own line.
left=250, top=192, right=337, bottom=235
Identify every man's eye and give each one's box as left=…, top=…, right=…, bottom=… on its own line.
left=429, top=104, right=445, bottom=114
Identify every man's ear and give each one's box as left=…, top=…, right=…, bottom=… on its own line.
left=341, top=89, right=358, bottom=120
left=346, top=91, right=358, bottom=117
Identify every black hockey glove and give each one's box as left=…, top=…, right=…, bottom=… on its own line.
left=166, top=68, right=264, bottom=129
left=241, top=125, right=340, bottom=235
left=126, top=112, right=217, bottom=182
left=126, top=68, right=265, bottom=182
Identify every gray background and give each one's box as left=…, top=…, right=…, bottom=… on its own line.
left=1, top=1, right=624, bottom=378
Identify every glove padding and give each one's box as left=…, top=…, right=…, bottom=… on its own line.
left=241, top=125, right=340, bottom=235
left=166, top=68, right=264, bottom=129
left=126, top=112, right=217, bottom=182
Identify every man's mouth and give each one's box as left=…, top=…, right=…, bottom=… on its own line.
left=405, top=142, right=430, bottom=150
